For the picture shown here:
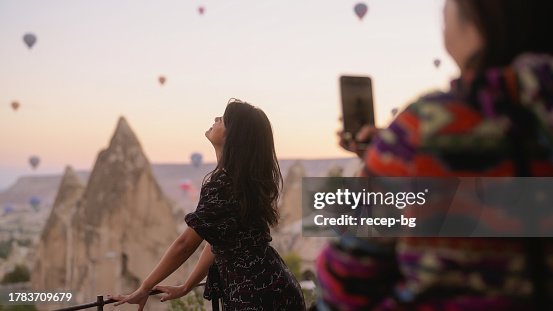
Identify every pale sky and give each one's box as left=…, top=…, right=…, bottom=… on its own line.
left=0, top=0, right=458, bottom=190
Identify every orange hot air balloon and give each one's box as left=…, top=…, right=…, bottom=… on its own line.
left=198, top=6, right=205, bottom=15
left=11, top=101, right=20, bottom=111
left=158, top=76, right=166, bottom=85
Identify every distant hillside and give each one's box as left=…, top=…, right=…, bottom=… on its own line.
left=0, top=158, right=357, bottom=208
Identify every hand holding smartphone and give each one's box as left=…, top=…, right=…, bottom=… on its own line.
left=340, top=75, right=375, bottom=149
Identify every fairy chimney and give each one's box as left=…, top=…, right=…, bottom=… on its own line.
left=69, top=117, right=187, bottom=309
left=31, top=166, right=84, bottom=292
left=277, top=161, right=305, bottom=228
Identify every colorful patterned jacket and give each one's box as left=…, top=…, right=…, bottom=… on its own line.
left=316, top=53, right=553, bottom=311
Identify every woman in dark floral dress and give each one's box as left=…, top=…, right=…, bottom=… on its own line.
left=185, top=169, right=304, bottom=310
left=111, top=99, right=305, bottom=311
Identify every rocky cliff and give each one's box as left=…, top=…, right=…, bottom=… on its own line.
left=28, top=117, right=199, bottom=310
left=31, top=166, right=84, bottom=292
left=277, top=160, right=305, bottom=228
left=272, top=163, right=360, bottom=276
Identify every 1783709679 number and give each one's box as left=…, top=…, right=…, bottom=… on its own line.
left=3, top=291, right=73, bottom=305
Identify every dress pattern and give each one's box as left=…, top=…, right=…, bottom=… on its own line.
left=185, top=171, right=306, bottom=310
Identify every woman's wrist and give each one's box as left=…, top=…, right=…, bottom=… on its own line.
left=139, top=282, right=154, bottom=292
left=180, top=282, right=192, bottom=295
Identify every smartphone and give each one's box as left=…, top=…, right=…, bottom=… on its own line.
left=340, top=75, right=375, bottom=145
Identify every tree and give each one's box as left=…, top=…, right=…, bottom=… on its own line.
left=1, top=265, right=30, bottom=284
left=282, top=252, right=302, bottom=280
left=0, top=239, right=13, bottom=259
left=168, top=290, right=206, bottom=311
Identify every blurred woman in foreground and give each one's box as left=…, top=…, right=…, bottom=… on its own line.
left=317, top=1, right=553, bottom=310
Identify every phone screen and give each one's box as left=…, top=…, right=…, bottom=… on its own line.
left=340, top=76, right=374, bottom=142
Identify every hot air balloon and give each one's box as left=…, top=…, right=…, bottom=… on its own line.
left=2, top=204, right=14, bottom=216
left=11, top=101, right=20, bottom=111
left=354, top=3, right=368, bottom=20
left=23, top=33, right=37, bottom=49
left=179, top=179, right=198, bottom=199
left=391, top=107, right=399, bottom=117
left=29, top=196, right=41, bottom=211
left=198, top=6, right=205, bottom=15
left=158, top=76, right=166, bottom=86
left=434, top=58, right=441, bottom=68
left=29, top=155, right=40, bottom=170
left=191, top=152, right=203, bottom=168
left=180, top=179, right=193, bottom=192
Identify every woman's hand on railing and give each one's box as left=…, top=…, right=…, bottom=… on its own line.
left=107, top=286, right=150, bottom=311
left=152, top=284, right=190, bottom=302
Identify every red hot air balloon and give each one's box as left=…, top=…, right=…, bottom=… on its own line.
left=11, top=101, right=20, bottom=111
left=180, top=179, right=193, bottom=192
left=198, top=6, right=205, bottom=15
left=158, top=76, right=166, bottom=85
left=354, top=3, right=368, bottom=20
left=179, top=179, right=199, bottom=199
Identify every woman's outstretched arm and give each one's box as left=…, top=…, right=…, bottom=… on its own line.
left=141, top=227, right=204, bottom=290
left=153, top=242, right=215, bottom=302
left=183, top=242, right=215, bottom=290
left=110, top=227, right=203, bottom=310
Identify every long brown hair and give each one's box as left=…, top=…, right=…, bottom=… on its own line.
left=454, top=0, right=553, bottom=71
left=208, top=99, right=282, bottom=228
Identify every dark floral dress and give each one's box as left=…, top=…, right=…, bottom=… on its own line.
left=185, top=171, right=305, bottom=311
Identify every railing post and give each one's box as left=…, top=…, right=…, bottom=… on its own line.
left=97, top=295, right=104, bottom=311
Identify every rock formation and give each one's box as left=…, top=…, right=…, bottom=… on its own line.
left=276, top=161, right=305, bottom=229
left=272, top=162, right=342, bottom=278
left=31, top=166, right=84, bottom=292
left=53, top=117, right=193, bottom=310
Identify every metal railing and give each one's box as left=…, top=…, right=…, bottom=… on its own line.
left=53, top=283, right=207, bottom=311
